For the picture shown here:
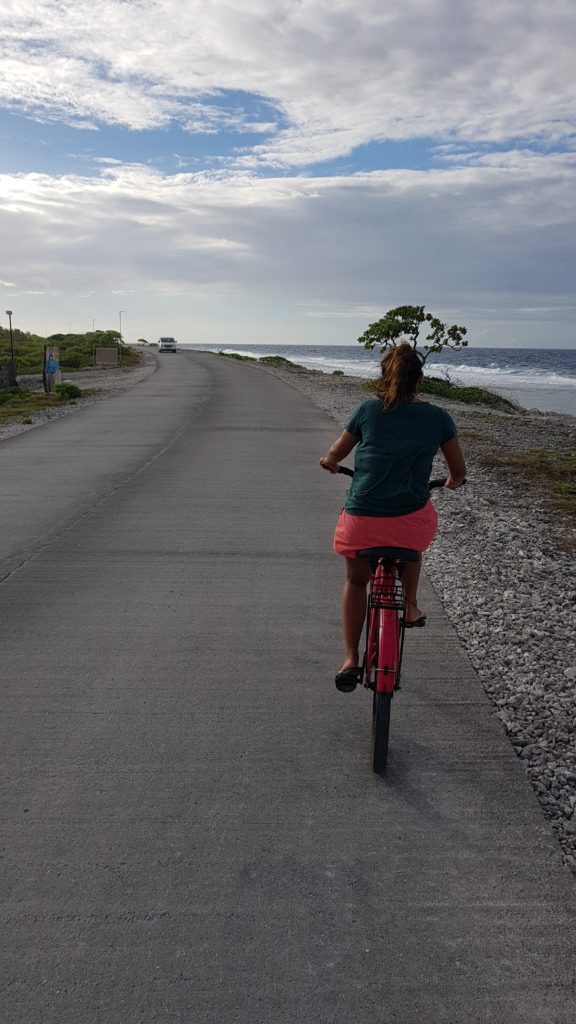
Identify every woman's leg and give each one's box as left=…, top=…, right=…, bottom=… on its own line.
left=341, top=556, right=371, bottom=671
left=403, top=555, right=424, bottom=623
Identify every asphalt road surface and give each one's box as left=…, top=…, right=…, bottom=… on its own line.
left=1, top=351, right=575, bottom=1023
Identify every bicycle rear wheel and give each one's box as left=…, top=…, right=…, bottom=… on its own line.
left=372, top=690, right=392, bottom=774
left=371, top=607, right=400, bottom=775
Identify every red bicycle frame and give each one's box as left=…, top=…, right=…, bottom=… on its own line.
left=333, top=466, right=460, bottom=774
left=365, top=559, right=405, bottom=694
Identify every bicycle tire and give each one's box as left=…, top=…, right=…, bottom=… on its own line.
left=371, top=606, right=400, bottom=774
left=372, top=690, right=392, bottom=774
left=365, top=604, right=379, bottom=687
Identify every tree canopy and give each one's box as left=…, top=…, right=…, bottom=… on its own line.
left=0, top=327, right=133, bottom=374
left=358, top=305, right=468, bottom=360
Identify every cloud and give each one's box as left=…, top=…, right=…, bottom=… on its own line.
left=1, top=150, right=574, bottom=322
left=1, top=3, right=574, bottom=345
left=1, top=1, right=575, bottom=167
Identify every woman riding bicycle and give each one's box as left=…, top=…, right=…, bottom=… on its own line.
left=320, top=342, right=466, bottom=692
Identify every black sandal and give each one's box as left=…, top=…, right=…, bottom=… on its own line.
left=404, top=615, right=426, bottom=628
left=335, top=667, right=363, bottom=693
left=404, top=601, right=426, bottom=628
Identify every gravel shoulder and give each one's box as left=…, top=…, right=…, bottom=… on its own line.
left=0, top=349, right=158, bottom=443
left=263, top=363, right=576, bottom=873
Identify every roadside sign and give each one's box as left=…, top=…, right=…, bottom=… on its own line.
left=44, top=346, right=61, bottom=393
left=0, top=360, right=16, bottom=388
left=94, top=346, right=119, bottom=368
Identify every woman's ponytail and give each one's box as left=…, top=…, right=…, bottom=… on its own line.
left=374, top=342, right=423, bottom=410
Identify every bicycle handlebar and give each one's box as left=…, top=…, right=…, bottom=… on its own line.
left=336, top=467, right=464, bottom=489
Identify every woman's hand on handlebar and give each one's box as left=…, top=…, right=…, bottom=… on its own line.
left=320, top=456, right=340, bottom=474
left=440, top=436, right=466, bottom=489
left=320, top=430, right=359, bottom=474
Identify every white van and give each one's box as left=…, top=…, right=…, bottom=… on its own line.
left=159, top=337, right=177, bottom=353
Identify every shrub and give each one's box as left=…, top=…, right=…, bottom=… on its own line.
left=0, top=387, right=25, bottom=405
left=55, top=382, right=83, bottom=400
left=59, top=347, right=87, bottom=369
left=218, top=351, right=257, bottom=362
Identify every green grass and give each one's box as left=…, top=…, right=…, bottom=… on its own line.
left=459, top=429, right=494, bottom=442
left=419, top=375, right=521, bottom=412
left=0, top=386, right=85, bottom=424
left=482, top=448, right=576, bottom=515
left=217, top=351, right=257, bottom=362
left=218, top=352, right=313, bottom=371
left=55, top=382, right=83, bottom=400
left=258, top=355, right=308, bottom=369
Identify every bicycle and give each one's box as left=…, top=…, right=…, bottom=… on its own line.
left=336, top=467, right=448, bottom=775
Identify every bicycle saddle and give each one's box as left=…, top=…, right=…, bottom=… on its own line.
left=356, top=546, right=420, bottom=561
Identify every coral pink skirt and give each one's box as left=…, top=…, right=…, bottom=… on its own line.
left=333, top=501, right=438, bottom=558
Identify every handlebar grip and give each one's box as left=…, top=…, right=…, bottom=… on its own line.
left=337, top=466, right=354, bottom=478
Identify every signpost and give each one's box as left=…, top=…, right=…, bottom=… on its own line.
left=2, top=309, right=17, bottom=387
left=43, top=345, right=61, bottom=393
left=93, top=347, right=119, bottom=368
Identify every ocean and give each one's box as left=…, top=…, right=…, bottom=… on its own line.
left=181, top=344, right=576, bottom=417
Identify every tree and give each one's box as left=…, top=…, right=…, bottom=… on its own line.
left=358, top=305, right=468, bottom=360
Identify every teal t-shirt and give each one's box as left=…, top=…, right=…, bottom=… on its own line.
left=344, top=399, right=456, bottom=516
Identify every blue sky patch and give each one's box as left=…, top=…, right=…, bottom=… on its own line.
left=0, top=90, right=285, bottom=177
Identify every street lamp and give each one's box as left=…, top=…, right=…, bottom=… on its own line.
left=119, top=309, right=125, bottom=343
left=92, top=318, right=96, bottom=332
left=5, top=310, right=14, bottom=362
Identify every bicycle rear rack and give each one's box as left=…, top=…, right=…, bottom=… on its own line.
left=369, top=567, right=405, bottom=611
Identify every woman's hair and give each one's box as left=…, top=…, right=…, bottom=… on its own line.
left=374, top=342, right=424, bottom=410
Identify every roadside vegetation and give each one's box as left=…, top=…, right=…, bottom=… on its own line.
left=364, top=374, right=521, bottom=412
left=217, top=351, right=313, bottom=371
left=0, top=383, right=89, bottom=425
left=418, top=375, right=521, bottom=412
left=0, top=327, right=140, bottom=373
left=481, top=449, right=576, bottom=517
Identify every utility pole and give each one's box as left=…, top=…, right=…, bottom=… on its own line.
left=4, top=310, right=16, bottom=387
left=119, top=310, right=125, bottom=343
left=5, top=310, right=14, bottom=362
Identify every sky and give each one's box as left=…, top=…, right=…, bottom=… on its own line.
left=0, top=0, right=575, bottom=349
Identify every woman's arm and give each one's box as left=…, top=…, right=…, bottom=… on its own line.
left=440, top=436, right=467, bottom=489
left=320, top=431, right=359, bottom=473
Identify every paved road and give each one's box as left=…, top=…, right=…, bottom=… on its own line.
left=1, top=351, right=575, bottom=1023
